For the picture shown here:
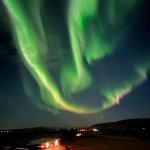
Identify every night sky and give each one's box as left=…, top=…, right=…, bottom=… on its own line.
left=0, top=0, right=150, bottom=129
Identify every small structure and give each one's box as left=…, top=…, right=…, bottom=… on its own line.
left=28, top=138, right=60, bottom=149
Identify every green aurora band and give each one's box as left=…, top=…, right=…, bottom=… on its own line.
left=3, top=0, right=99, bottom=114
left=3, top=0, right=150, bottom=114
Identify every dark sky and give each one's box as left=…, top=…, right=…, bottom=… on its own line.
left=0, top=0, right=150, bottom=129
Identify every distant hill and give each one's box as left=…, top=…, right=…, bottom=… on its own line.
left=91, top=118, right=150, bottom=138
left=91, top=118, right=150, bottom=129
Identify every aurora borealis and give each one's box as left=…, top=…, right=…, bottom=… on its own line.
left=0, top=0, right=150, bottom=128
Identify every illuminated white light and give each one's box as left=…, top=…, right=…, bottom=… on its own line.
left=92, top=128, right=99, bottom=132
left=46, top=142, right=49, bottom=148
left=37, top=145, right=44, bottom=148
left=76, top=133, right=82, bottom=137
left=55, top=140, right=58, bottom=146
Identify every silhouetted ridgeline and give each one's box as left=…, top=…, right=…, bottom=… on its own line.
left=91, top=118, right=150, bottom=138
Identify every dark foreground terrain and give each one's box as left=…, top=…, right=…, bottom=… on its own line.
left=0, top=134, right=150, bottom=150
left=0, top=118, right=150, bottom=149
left=0, top=135, right=150, bottom=150
left=61, top=136, right=150, bottom=150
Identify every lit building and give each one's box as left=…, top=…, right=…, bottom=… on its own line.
left=28, top=138, right=60, bottom=150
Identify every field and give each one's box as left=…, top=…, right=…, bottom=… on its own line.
left=1, top=128, right=150, bottom=150
left=61, top=136, right=150, bottom=150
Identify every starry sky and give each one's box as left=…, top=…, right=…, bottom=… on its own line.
left=0, top=0, right=150, bottom=129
